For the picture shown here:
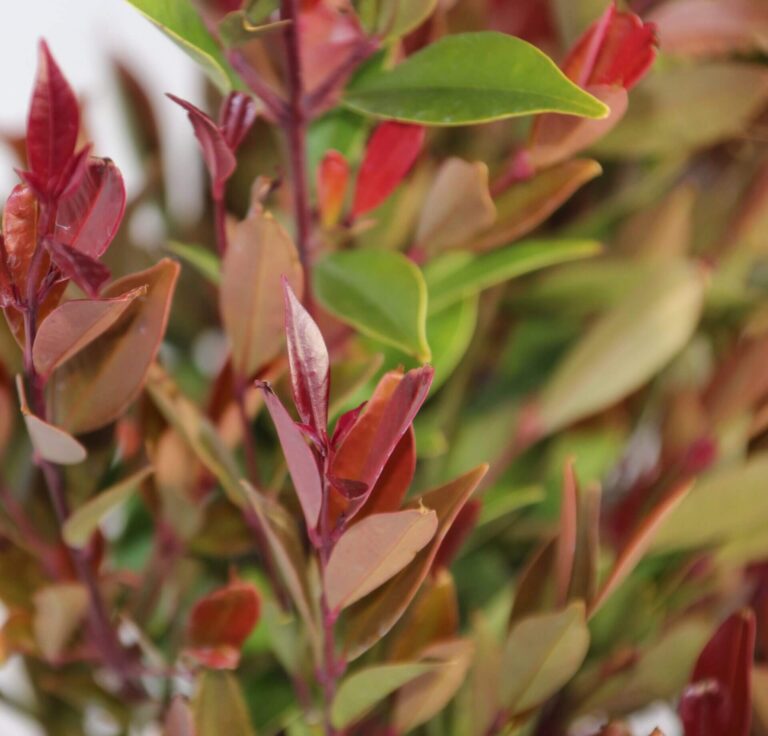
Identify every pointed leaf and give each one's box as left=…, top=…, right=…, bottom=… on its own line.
left=168, top=94, right=236, bottom=198
left=344, top=32, right=608, bottom=125
left=314, top=249, right=431, bottom=361
left=16, top=375, right=85, bottom=465
left=555, top=459, right=578, bottom=607
left=2, top=184, right=39, bottom=293
left=219, top=91, right=257, bottom=151
left=26, top=41, right=79, bottom=194
left=357, top=428, right=416, bottom=518
left=318, top=150, right=350, bottom=227
left=257, top=382, right=323, bottom=531
left=125, top=0, right=239, bottom=92
left=501, top=601, right=590, bottom=714
left=283, top=278, right=329, bottom=434
left=326, top=508, right=438, bottom=611
left=185, top=581, right=260, bottom=669
left=343, top=464, right=488, bottom=660
left=45, top=239, right=110, bottom=297
left=220, top=210, right=303, bottom=378
left=332, top=661, right=439, bottom=729
left=33, top=288, right=145, bottom=377
left=167, top=241, right=221, bottom=285
left=352, top=122, right=425, bottom=217
left=54, top=158, right=126, bottom=258
left=48, top=259, right=180, bottom=434
left=62, top=466, right=154, bottom=548
left=192, top=671, right=256, bottom=736
left=415, top=158, right=496, bottom=255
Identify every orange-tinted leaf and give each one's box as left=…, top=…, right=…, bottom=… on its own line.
left=318, top=150, right=350, bottom=227
left=220, top=210, right=303, bottom=378
left=357, top=428, right=416, bottom=519
left=2, top=184, right=39, bottom=293
left=352, top=122, right=425, bottom=217
left=48, top=259, right=180, bottom=434
left=325, top=508, right=438, bottom=611
left=185, top=581, right=260, bottom=670
left=556, top=459, right=578, bottom=607
left=680, top=610, right=755, bottom=736
left=432, top=498, right=481, bottom=572
left=45, top=238, right=110, bottom=297
left=32, top=288, right=145, bottom=377
left=343, top=464, right=488, bottom=660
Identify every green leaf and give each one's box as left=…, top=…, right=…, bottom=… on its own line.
left=425, top=239, right=602, bottom=314
left=344, top=32, right=608, bottom=126
left=314, top=249, right=431, bottom=361
left=63, top=467, right=154, bottom=549
left=501, top=601, right=590, bottom=714
left=332, top=661, right=438, bottom=728
left=193, top=671, right=256, bottom=736
left=167, top=241, right=221, bottom=285
left=377, top=0, right=438, bottom=39
left=125, top=0, right=239, bottom=92
left=426, top=296, right=478, bottom=390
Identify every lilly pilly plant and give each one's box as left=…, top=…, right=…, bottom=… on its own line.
left=3, top=0, right=768, bottom=734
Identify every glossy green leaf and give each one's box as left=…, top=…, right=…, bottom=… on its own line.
left=331, top=661, right=438, bottom=728
left=125, top=0, right=238, bottom=92
left=344, top=32, right=608, bottom=126
left=63, top=467, right=154, bottom=549
left=167, top=241, right=221, bottom=285
left=314, top=249, right=431, bottom=361
left=425, top=238, right=602, bottom=314
left=501, top=601, right=590, bottom=714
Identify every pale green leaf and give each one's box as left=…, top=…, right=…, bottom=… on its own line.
left=167, top=241, right=221, bottom=285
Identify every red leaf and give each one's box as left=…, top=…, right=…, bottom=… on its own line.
left=282, top=277, right=329, bottom=436
left=680, top=610, right=755, bottom=736
left=219, top=92, right=257, bottom=151
left=26, top=41, right=80, bottom=197
left=185, top=581, right=260, bottom=670
left=54, top=158, right=126, bottom=259
left=0, top=237, right=13, bottom=307
left=431, top=498, right=481, bottom=572
left=317, top=150, right=350, bottom=227
left=352, top=123, right=425, bottom=217
left=167, top=94, right=236, bottom=199
left=563, top=2, right=657, bottom=91
left=357, top=428, right=416, bottom=519
left=2, top=184, right=39, bottom=294
left=257, top=381, right=323, bottom=532
left=45, top=239, right=110, bottom=297
left=330, top=366, right=433, bottom=520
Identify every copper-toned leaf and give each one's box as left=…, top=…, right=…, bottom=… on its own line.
left=53, top=158, right=126, bottom=259
left=432, top=498, right=481, bottom=572
left=33, top=288, right=145, bottom=377
left=2, top=183, right=39, bottom=293
left=220, top=210, right=303, bottom=378
left=352, top=122, right=425, bottom=217
left=16, top=375, right=86, bottom=465
left=325, top=508, right=438, bottom=611
left=501, top=601, right=590, bottom=714
left=318, top=150, right=350, bottom=227
left=168, top=94, right=236, bottom=198
left=393, top=639, right=474, bottom=732
left=476, top=160, right=602, bottom=251
left=218, top=91, right=257, bottom=151
left=192, top=671, right=255, bottom=736
left=185, top=581, right=260, bottom=670
left=48, top=258, right=180, bottom=434
left=679, top=610, right=755, bottom=736
left=415, top=158, right=496, bottom=255
left=343, top=464, right=488, bottom=660
left=282, top=278, right=329, bottom=435
left=257, top=382, right=323, bottom=532
left=358, top=429, right=416, bottom=519
left=26, top=41, right=80, bottom=195
left=556, top=459, right=578, bottom=607
left=45, top=239, right=110, bottom=297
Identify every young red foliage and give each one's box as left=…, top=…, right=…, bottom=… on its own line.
left=2, top=183, right=38, bottom=294
left=563, top=2, right=657, bottom=91
left=356, top=429, right=416, bottom=519
left=25, top=41, right=82, bottom=199
left=352, top=123, right=426, bottom=217
left=431, top=498, right=481, bottom=572
left=317, top=150, right=350, bottom=227
left=185, top=581, right=261, bottom=670
left=45, top=239, right=110, bottom=298
left=679, top=610, right=755, bottom=736
left=218, top=91, right=257, bottom=151
left=282, top=278, right=329, bottom=436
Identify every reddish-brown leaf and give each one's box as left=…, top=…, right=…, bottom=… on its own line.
left=168, top=94, right=236, bottom=199
left=257, top=381, right=323, bottom=532
left=185, top=581, right=260, bottom=670
left=26, top=41, right=80, bottom=196
left=54, top=158, right=126, bottom=259
left=282, top=278, right=329, bottom=436
left=431, top=498, right=481, bottom=573
left=556, top=459, right=578, bottom=606
left=2, top=184, right=39, bottom=294
left=357, top=429, right=416, bottom=519
left=317, top=150, right=350, bottom=227
left=679, top=610, right=755, bottom=736
left=218, top=91, right=257, bottom=151
left=352, top=123, right=425, bottom=217
left=45, top=239, right=110, bottom=297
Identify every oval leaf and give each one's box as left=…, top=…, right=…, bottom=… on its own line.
left=33, top=583, right=88, bottom=661
left=344, top=32, right=608, bottom=125
left=314, top=249, right=431, bottom=361
left=192, top=671, right=255, bottom=736
left=326, top=508, right=438, bottom=611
